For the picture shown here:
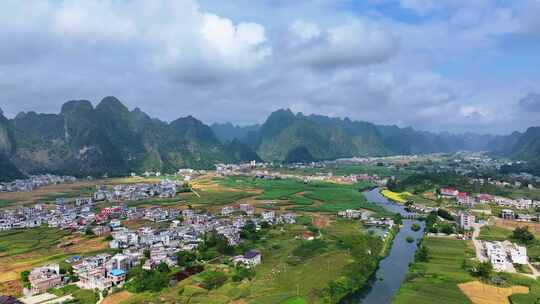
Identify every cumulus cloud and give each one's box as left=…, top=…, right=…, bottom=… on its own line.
left=0, top=0, right=538, bottom=134
left=286, top=18, right=399, bottom=69
left=0, top=0, right=270, bottom=84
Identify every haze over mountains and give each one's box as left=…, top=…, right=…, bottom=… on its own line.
left=0, top=97, right=539, bottom=181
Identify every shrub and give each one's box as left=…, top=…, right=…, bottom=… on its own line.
left=199, top=271, right=227, bottom=290
left=513, top=227, right=535, bottom=244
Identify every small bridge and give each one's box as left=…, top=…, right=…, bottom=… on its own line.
left=401, top=213, right=423, bottom=220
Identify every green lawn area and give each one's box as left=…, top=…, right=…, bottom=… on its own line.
left=392, top=238, right=475, bottom=304
left=0, top=226, right=71, bottom=256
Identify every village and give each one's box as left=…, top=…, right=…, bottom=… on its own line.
left=0, top=175, right=309, bottom=301
left=2, top=154, right=540, bottom=304
left=0, top=175, right=77, bottom=193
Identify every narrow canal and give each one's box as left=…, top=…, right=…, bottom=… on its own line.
left=341, top=188, right=425, bottom=304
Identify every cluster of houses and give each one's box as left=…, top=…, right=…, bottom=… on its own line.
left=337, top=209, right=395, bottom=232
left=216, top=162, right=387, bottom=186
left=93, top=180, right=179, bottom=202
left=471, top=177, right=536, bottom=190
left=23, top=206, right=288, bottom=295
left=484, top=240, right=528, bottom=272
left=439, top=187, right=538, bottom=210
left=0, top=174, right=76, bottom=192
left=0, top=197, right=183, bottom=232
left=131, top=168, right=206, bottom=183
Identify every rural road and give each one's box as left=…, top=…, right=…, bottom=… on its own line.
left=471, top=223, right=488, bottom=262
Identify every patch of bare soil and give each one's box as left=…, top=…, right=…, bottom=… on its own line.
left=494, top=218, right=540, bottom=237
left=458, top=281, right=529, bottom=304
left=102, top=291, right=133, bottom=304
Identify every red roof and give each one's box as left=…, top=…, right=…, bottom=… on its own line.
left=441, top=188, right=458, bottom=195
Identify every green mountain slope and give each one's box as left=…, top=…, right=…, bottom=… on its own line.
left=511, top=127, right=540, bottom=161
left=1, top=97, right=259, bottom=180
left=252, top=110, right=388, bottom=162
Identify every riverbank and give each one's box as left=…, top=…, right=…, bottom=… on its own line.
left=339, top=188, right=425, bottom=304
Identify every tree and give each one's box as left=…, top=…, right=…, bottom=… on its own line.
left=473, top=261, right=493, bottom=279
left=156, top=262, right=170, bottom=273
left=200, top=271, right=227, bottom=290
left=440, top=224, right=455, bottom=235
left=176, top=251, right=197, bottom=267
left=393, top=213, right=403, bottom=225
left=415, top=245, right=429, bottom=262
left=437, top=209, right=455, bottom=221
left=143, top=249, right=151, bottom=259
left=20, top=270, right=30, bottom=288
left=232, top=265, right=255, bottom=282
left=85, top=227, right=95, bottom=236
left=411, top=223, right=421, bottom=232
left=513, top=227, right=535, bottom=244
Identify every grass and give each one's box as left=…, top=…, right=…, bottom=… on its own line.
left=0, top=226, right=71, bottom=256
left=393, top=238, right=475, bottom=304
left=0, top=199, right=16, bottom=208
left=477, top=225, right=512, bottom=242
left=50, top=285, right=99, bottom=304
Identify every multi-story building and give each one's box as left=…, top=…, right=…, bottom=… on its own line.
left=28, top=264, right=62, bottom=294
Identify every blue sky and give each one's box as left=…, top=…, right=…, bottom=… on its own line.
left=0, top=0, right=539, bottom=134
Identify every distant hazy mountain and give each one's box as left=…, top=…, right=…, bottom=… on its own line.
left=1, top=102, right=539, bottom=181
left=243, top=109, right=388, bottom=161
left=509, top=127, right=540, bottom=160
left=1, top=97, right=258, bottom=179
left=238, top=109, right=516, bottom=162
left=211, top=122, right=260, bottom=143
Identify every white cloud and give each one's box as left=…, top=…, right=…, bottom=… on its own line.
left=287, top=18, right=399, bottom=69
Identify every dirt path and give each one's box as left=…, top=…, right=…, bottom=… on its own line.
left=471, top=223, right=488, bottom=262
left=458, top=281, right=529, bottom=304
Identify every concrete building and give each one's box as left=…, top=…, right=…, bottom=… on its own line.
left=28, top=264, right=62, bottom=294
left=458, top=212, right=475, bottom=230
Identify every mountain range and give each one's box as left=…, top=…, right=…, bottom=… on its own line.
left=0, top=97, right=538, bottom=181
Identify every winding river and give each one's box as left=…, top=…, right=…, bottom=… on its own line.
left=341, top=188, right=425, bottom=304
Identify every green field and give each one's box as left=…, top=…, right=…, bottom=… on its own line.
left=392, top=238, right=475, bottom=304
left=214, top=176, right=391, bottom=215
left=123, top=217, right=384, bottom=304
left=0, top=199, right=16, bottom=208
left=0, top=227, right=72, bottom=256
left=477, top=225, right=513, bottom=242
